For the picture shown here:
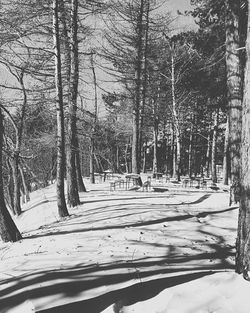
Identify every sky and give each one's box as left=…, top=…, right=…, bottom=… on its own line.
left=168, top=0, right=193, bottom=11
left=167, top=0, right=197, bottom=32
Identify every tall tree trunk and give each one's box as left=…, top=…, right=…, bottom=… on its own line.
left=0, top=108, right=22, bottom=242
left=11, top=153, right=21, bottom=215
left=175, top=135, right=181, bottom=180
left=226, top=0, right=242, bottom=205
left=235, top=1, right=250, bottom=277
left=66, top=0, right=80, bottom=207
left=132, top=109, right=140, bottom=174
left=170, top=126, right=175, bottom=177
left=125, top=143, right=129, bottom=173
left=132, top=0, right=144, bottom=174
left=61, top=0, right=77, bottom=202
left=152, top=118, right=158, bottom=174
left=142, top=143, right=147, bottom=173
left=116, top=146, right=119, bottom=171
left=75, top=136, right=86, bottom=192
left=205, top=131, right=211, bottom=178
left=6, top=159, right=14, bottom=214
left=53, top=0, right=69, bottom=217
left=223, top=117, right=230, bottom=185
left=7, top=69, right=28, bottom=216
left=90, top=52, right=98, bottom=183
left=188, top=124, right=193, bottom=178
left=139, top=0, right=150, bottom=168
left=61, top=2, right=85, bottom=194
left=172, top=135, right=176, bottom=178
left=19, top=164, right=30, bottom=203
left=171, top=53, right=181, bottom=181
left=211, top=110, right=218, bottom=183
left=89, top=138, right=95, bottom=183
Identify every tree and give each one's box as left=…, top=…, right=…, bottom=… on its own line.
left=102, top=0, right=168, bottom=174
left=89, top=52, right=98, bottom=183
left=226, top=0, right=242, bottom=204
left=66, top=0, right=80, bottom=206
left=211, top=109, right=219, bottom=183
left=53, top=0, right=69, bottom=217
left=190, top=0, right=244, bottom=195
left=8, top=67, right=28, bottom=215
left=235, top=0, right=250, bottom=278
left=156, top=34, right=201, bottom=179
left=0, top=107, right=22, bottom=242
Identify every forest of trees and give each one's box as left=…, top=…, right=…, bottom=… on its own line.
left=0, top=0, right=250, bottom=278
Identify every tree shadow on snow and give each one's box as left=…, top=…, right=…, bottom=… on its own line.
left=0, top=194, right=237, bottom=312
left=26, top=205, right=237, bottom=240
left=36, top=271, right=214, bottom=313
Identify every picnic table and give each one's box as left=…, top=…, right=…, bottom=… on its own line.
left=182, top=177, right=207, bottom=189
left=153, top=172, right=163, bottom=179
left=102, top=170, right=114, bottom=182
left=125, top=174, right=142, bottom=188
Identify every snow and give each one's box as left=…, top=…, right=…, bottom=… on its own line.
left=0, top=177, right=249, bottom=313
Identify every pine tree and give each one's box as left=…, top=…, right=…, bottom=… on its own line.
left=53, top=0, right=69, bottom=217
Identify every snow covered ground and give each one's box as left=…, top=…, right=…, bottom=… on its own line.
left=0, top=177, right=249, bottom=313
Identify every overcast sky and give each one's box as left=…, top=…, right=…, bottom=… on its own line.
left=167, top=0, right=196, bottom=32
left=168, top=0, right=193, bottom=11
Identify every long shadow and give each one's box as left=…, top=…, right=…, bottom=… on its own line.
left=22, top=199, right=57, bottom=213
left=0, top=260, right=222, bottom=313
left=23, top=192, right=210, bottom=216
left=196, top=206, right=238, bottom=218
left=0, top=194, right=235, bottom=312
left=190, top=194, right=211, bottom=204
left=36, top=271, right=214, bottom=313
left=31, top=195, right=214, bottom=233
left=82, top=194, right=211, bottom=215
left=80, top=194, right=173, bottom=205
left=79, top=193, right=208, bottom=206
left=27, top=206, right=238, bottom=240
left=0, top=229, right=235, bottom=303
left=0, top=221, right=236, bottom=312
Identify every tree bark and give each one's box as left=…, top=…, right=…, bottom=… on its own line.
left=90, top=52, right=98, bottom=183
left=6, top=69, right=28, bottom=216
left=170, top=125, right=175, bottom=178
left=139, top=0, right=150, bottom=168
left=152, top=117, right=158, bottom=174
left=211, top=110, right=218, bottom=183
left=53, top=0, right=69, bottom=217
left=171, top=53, right=181, bottom=181
left=66, top=0, right=80, bottom=207
left=226, top=0, right=242, bottom=205
left=10, top=153, right=21, bottom=215
left=125, top=143, right=129, bottom=173
left=19, top=163, right=30, bottom=203
left=235, top=1, right=250, bottom=277
left=188, top=124, right=193, bottom=178
left=142, top=142, right=147, bottom=173
left=132, top=0, right=144, bottom=174
left=205, top=130, right=211, bottom=178
left=89, top=137, right=95, bottom=183
left=116, top=146, right=119, bottom=171
left=75, top=136, right=86, bottom=192
left=0, top=108, right=22, bottom=242
left=223, top=117, right=229, bottom=185
left=5, top=160, right=14, bottom=214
